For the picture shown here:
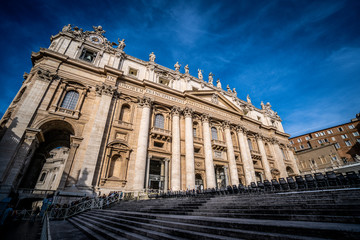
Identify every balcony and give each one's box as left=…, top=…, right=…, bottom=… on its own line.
left=150, top=127, right=171, bottom=141
left=250, top=150, right=262, bottom=160
left=212, top=139, right=226, bottom=151
left=114, top=120, right=133, bottom=129
left=193, top=137, right=203, bottom=143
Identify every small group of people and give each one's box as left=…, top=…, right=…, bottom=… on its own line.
left=0, top=204, right=41, bottom=226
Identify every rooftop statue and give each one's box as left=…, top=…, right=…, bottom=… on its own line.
left=198, top=69, right=203, bottom=80
left=227, top=85, right=232, bottom=93
left=117, top=39, right=126, bottom=50
left=247, top=94, right=252, bottom=104
left=62, top=24, right=72, bottom=32
left=208, top=73, right=214, bottom=85
left=93, top=25, right=105, bottom=35
left=149, top=52, right=156, bottom=62
left=216, top=79, right=222, bottom=88
left=184, top=64, right=189, bottom=74
left=174, top=62, right=181, bottom=72
left=261, top=101, right=265, bottom=109
left=233, top=88, right=237, bottom=97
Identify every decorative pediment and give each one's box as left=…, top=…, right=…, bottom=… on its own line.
left=107, top=140, right=131, bottom=152
left=187, top=90, right=243, bottom=114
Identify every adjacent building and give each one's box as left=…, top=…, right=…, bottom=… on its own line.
left=289, top=114, right=360, bottom=174
left=0, top=25, right=299, bottom=199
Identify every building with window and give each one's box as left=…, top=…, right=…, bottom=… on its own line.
left=289, top=113, right=360, bottom=174
left=0, top=25, right=299, bottom=199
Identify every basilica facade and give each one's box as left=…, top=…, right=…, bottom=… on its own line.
left=0, top=25, right=299, bottom=198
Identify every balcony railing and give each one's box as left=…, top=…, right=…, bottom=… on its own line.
left=151, top=127, right=171, bottom=136
left=211, top=139, right=227, bottom=150
left=115, top=120, right=133, bottom=128
left=193, top=137, right=203, bottom=142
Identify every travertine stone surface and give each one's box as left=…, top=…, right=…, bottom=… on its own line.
left=202, top=116, right=216, bottom=189
left=257, top=136, right=272, bottom=181
left=224, top=124, right=239, bottom=186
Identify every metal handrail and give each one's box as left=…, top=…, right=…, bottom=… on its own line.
left=48, top=193, right=123, bottom=220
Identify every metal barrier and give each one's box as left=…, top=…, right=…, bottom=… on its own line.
left=40, top=212, right=51, bottom=240
left=47, top=193, right=123, bottom=220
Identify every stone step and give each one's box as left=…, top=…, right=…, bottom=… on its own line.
left=187, top=212, right=360, bottom=223
left=199, top=204, right=360, bottom=210
left=80, top=212, right=237, bottom=240
left=87, top=211, right=325, bottom=240
left=68, top=216, right=125, bottom=240
left=97, top=210, right=360, bottom=239
left=148, top=208, right=359, bottom=217
left=75, top=214, right=173, bottom=240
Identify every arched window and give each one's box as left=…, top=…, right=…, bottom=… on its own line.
left=193, top=122, right=198, bottom=137
left=231, top=132, right=237, bottom=146
left=154, top=114, right=164, bottom=129
left=265, top=143, right=271, bottom=156
left=286, top=166, right=294, bottom=175
left=211, top=127, right=218, bottom=140
left=280, top=148, right=286, bottom=159
left=60, top=90, right=79, bottom=110
left=247, top=138, right=253, bottom=150
left=119, top=104, right=131, bottom=122
left=109, top=155, right=122, bottom=178
left=39, top=172, right=47, bottom=182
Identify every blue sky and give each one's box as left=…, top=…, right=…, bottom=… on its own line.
left=0, top=0, right=359, bottom=137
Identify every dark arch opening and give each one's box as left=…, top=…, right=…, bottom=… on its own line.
left=19, top=120, right=74, bottom=189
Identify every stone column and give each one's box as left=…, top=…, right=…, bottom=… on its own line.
left=201, top=114, right=216, bottom=189
left=0, top=69, right=55, bottom=181
left=256, top=134, right=272, bottom=181
left=3, top=128, right=42, bottom=189
left=133, top=97, right=152, bottom=191
left=237, top=126, right=255, bottom=185
left=271, top=138, right=288, bottom=178
left=58, top=136, right=83, bottom=189
left=164, top=158, right=169, bottom=192
left=222, top=121, right=239, bottom=186
left=171, top=107, right=181, bottom=191
left=145, top=155, right=151, bottom=191
left=78, top=84, right=116, bottom=189
left=287, top=146, right=300, bottom=175
left=184, top=107, right=195, bottom=190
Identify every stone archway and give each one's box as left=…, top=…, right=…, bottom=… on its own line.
left=19, top=120, right=75, bottom=189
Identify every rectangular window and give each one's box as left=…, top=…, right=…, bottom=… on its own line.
left=305, top=136, right=310, bottom=140
left=193, top=128, right=197, bottom=137
left=331, top=137, right=336, bottom=141
left=338, top=127, right=344, bottom=132
left=324, top=138, right=329, bottom=143
left=357, top=139, right=360, bottom=144
left=334, top=143, right=340, bottom=149
left=320, top=132, right=325, bottom=136
left=307, top=143, right=311, bottom=148
left=349, top=124, right=355, bottom=129
left=128, top=68, right=138, bottom=77
left=314, top=133, right=319, bottom=137
left=290, top=140, right=294, bottom=144
left=327, top=130, right=333, bottom=134
left=79, top=48, right=97, bottom=63
left=300, top=145, right=304, bottom=149
left=345, top=140, right=352, bottom=146
left=353, top=132, right=359, bottom=136
left=297, top=139, right=302, bottom=143
left=294, top=147, right=297, bottom=151
left=341, top=134, right=348, bottom=139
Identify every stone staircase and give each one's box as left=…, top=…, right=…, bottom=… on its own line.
left=62, top=188, right=360, bottom=239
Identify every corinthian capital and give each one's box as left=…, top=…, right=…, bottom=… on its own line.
left=201, top=113, right=210, bottom=123
left=171, top=106, right=181, bottom=116
left=183, top=107, right=193, bottom=118
left=271, top=137, right=279, bottom=144
left=95, top=83, right=116, bottom=97
left=236, top=125, right=247, bottom=134
left=222, top=120, right=230, bottom=130
left=137, top=96, right=152, bottom=108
